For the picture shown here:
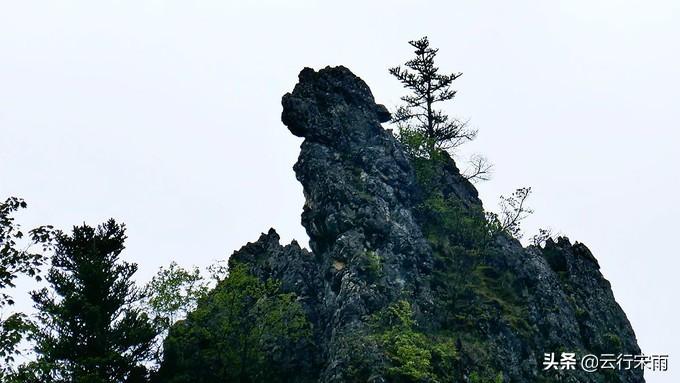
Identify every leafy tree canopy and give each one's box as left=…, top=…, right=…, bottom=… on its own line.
left=0, top=197, right=53, bottom=379
left=156, top=263, right=314, bottom=383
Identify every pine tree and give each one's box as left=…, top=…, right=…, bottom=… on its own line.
left=29, top=219, right=157, bottom=382
left=390, top=36, right=477, bottom=154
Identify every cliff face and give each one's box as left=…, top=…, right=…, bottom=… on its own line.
left=160, top=66, right=643, bottom=382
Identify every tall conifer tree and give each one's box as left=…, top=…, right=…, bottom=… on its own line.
left=390, top=36, right=477, bottom=153
left=30, top=219, right=156, bottom=383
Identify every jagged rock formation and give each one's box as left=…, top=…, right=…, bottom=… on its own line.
left=159, top=66, right=643, bottom=382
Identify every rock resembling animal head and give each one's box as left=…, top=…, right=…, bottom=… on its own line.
left=281, top=66, right=391, bottom=144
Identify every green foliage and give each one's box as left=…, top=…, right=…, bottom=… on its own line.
left=0, top=198, right=52, bottom=293
left=157, top=263, right=314, bottom=383
left=397, top=125, right=437, bottom=160
left=472, top=265, right=530, bottom=334
left=0, top=197, right=53, bottom=378
left=358, top=250, right=382, bottom=280
left=334, top=331, right=384, bottom=382
left=369, top=301, right=458, bottom=383
left=370, top=300, right=416, bottom=329
left=144, top=262, right=208, bottom=327
left=384, top=331, right=433, bottom=381
left=0, top=313, right=34, bottom=379
left=418, top=192, right=493, bottom=250
left=28, top=219, right=158, bottom=382
left=410, top=155, right=443, bottom=192
left=428, top=239, right=531, bottom=341
left=143, top=262, right=211, bottom=369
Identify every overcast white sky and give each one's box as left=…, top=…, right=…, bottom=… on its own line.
left=1, top=1, right=678, bottom=380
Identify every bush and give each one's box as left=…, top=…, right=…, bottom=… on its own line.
left=369, top=301, right=458, bottom=382
left=157, top=264, right=314, bottom=383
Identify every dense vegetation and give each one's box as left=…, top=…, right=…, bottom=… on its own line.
left=156, top=264, right=315, bottom=383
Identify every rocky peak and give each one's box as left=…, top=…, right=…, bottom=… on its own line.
left=282, top=66, right=437, bottom=381
left=278, top=66, right=641, bottom=382
left=159, top=66, right=644, bottom=383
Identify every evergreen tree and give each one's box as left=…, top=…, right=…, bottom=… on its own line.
left=390, top=36, right=477, bottom=154
left=391, top=37, right=493, bottom=183
left=29, top=219, right=157, bottom=383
